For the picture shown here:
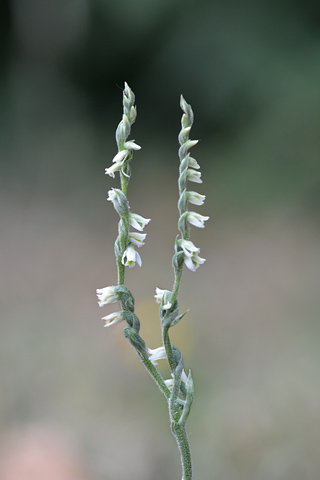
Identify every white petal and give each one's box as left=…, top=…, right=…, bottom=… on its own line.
left=128, top=232, right=147, bottom=247
left=187, top=212, right=209, bottom=228
left=124, top=141, right=141, bottom=151
left=102, top=311, right=124, bottom=327
left=187, top=191, right=206, bottom=206
left=112, top=149, right=129, bottom=164
left=187, top=169, right=202, bottom=184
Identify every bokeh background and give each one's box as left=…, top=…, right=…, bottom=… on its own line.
left=1, top=1, right=320, bottom=479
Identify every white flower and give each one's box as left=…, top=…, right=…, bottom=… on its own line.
left=102, top=311, right=124, bottom=327
left=179, top=239, right=200, bottom=257
left=187, top=191, right=206, bottom=206
left=181, top=370, right=188, bottom=384
left=96, top=286, right=118, bottom=307
left=122, top=245, right=142, bottom=268
left=123, top=141, right=141, bottom=151
left=154, top=287, right=166, bottom=303
left=129, top=213, right=151, bottom=231
left=186, top=169, right=202, bottom=183
left=128, top=232, right=147, bottom=247
left=184, top=252, right=206, bottom=272
left=148, top=346, right=167, bottom=365
left=107, top=189, right=117, bottom=202
left=186, top=212, right=209, bottom=228
left=154, top=287, right=172, bottom=309
left=112, top=149, right=129, bottom=164
left=184, top=139, right=199, bottom=151
left=164, top=370, right=188, bottom=390
left=188, top=157, right=200, bottom=169
left=164, top=378, right=174, bottom=389
left=105, top=162, right=122, bottom=177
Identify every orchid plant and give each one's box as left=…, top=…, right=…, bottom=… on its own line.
left=97, top=83, right=209, bottom=480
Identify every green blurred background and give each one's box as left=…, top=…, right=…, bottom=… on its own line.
left=1, top=0, right=320, bottom=479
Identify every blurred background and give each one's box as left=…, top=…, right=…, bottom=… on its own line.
left=1, top=0, right=320, bottom=478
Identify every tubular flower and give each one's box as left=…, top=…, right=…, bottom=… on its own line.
left=122, top=245, right=142, bottom=268
left=128, top=232, right=147, bottom=247
left=107, top=189, right=117, bottom=202
left=154, top=287, right=172, bottom=310
left=96, top=286, right=118, bottom=307
left=102, top=311, right=125, bottom=327
left=178, top=239, right=200, bottom=258
left=186, top=212, right=210, bottom=228
left=105, top=162, right=123, bottom=178
left=183, top=251, right=206, bottom=272
left=129, top=213, right=151, bottom=231
left=187, top=191, right=206, bottom=206
left=112, top=149, right=129, bottom=164
left=123, top=141, right=141, bottom=151
left=188, top=157, right=200, bottom=169
left=186, top=169, right=202, bottom=184
left=148, top=346, right=167, bottom=365
left=164, top=370, right=189, bottom=389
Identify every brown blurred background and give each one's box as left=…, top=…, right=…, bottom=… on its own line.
left=1, top=1, right=320, bottom=479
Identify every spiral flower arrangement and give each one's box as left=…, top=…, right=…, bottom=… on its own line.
left=96, top=84, right=209, bottom=480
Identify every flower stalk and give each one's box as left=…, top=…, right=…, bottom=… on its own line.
left=96, top=84, right=208, bottom=480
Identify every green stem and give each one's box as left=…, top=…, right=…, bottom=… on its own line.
left=171, top=264, right=183, bottom=306
left=172, top=423, right=192, bottom=480
left=138, top=352, right=171, bottom=400
left=117, top=256, right=125, bottom=285
left=162, top=324, right=176, bottom=374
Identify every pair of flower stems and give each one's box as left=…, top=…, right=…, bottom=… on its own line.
left=97, top=83, right=209, bottom=480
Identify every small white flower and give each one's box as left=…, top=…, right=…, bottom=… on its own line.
left=179, top=239, right=200, bottom=258
left=181, top=370, right=188, bottom=384
left=164, top=378, right=174, bottom=389
left=148, top=346, right=167, bottom=365
left=122, top=245, right=142, bottom=268
left=186, top=169, right=202, bottom=183
left=188, top=157, right=200, bottom=169
left=187, top=191, right=206, bottom=206
left=154, top=287, right=172, bottom=310
left=105, top=162, right=122, bottom=177
left=184, top=252, right=206, bottom=272
left=107, top=189, right=117, bottom=202
left=123, top=141, right=141, bottom=151
left=164, top=370, right=188, bottom=390
left=112, top=149, right=129, bottom=164
left=184, top=139, right=199, bottom=150
left=128, top=232, right=146, bottom=247
left=102, top=311, right=124, bottom=327
left=129, top=213, right=151, bottom=231
left=96, top=286, right=118, bottom=307
left=186, top=212, right=209, bottom=228
left=154, top=287, right=166, bottom=303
